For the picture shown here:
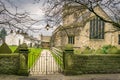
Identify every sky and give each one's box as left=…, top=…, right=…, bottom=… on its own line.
left=5, top=0, right=54, bottom=38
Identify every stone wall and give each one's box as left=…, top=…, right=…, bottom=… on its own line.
left=0, top=54, right=20, bottom=74
left=0, top=53, right=28, bottom=75
left=64, top=54, right=120, bottom=75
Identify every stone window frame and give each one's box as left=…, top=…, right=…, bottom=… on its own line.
left=68, top=36, right=75, bottom=44
left=90, top=17, right=105, bottom=39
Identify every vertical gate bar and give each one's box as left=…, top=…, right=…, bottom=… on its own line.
left=35, top=55, right=36, bottom=74
left=59, top=56, right=60, bottom=72
left=48, top=55, right=51, bottom=74
left=58, top=56, right=59, bottom=73
left=38, top=55, right=40, bottom=74
left=41, top=55, right=45, bottom=74
left=48, top=55, right=49, bottom=74
left=34, top=55, right=35, bottom=73
left=36, top=55, right=37, bottom=73
left=51, top=54, right=53, bottom=74
left=28, top=54, right=29, bottom=70
left=55, top=55, right=57, bottom=74
left=33, top=55, right=36, bottom=72
left=34, top=55, right=37, bottom=73
left=40, top=55, right=42, bottom=74
left=41, top=54, right=42, bottom=74
left=44, top=54, right=46, bottom=74
left=41, top=55, right=42, bottom=74
left=60, top=57, right=61, bottom=72
left=32, top=54, right=34, bottom=73
left=31, top=54, right=32, bottom=74
left=52, top=54, right=55, bottom=72
left=51, top=54, right=52, bottom=74
left=46, top=52, right=47, bottom=75
left=50, top=56, right=53, bottom=73
left=32, top=54, right=33, bottom=73
left=33, top=55, right=35, bottom=73
left=59, top=55, right=61, bottom=73
left=33, top=54, right=34, bottom=73
left=43, top=56, right=44, bottom=74
left=40, top=55, right=41, bottom=74
left=57, top=55, right=59, bottom=72
left=53, top=55, right=54, bottom=74
left=36, top=55, right=38, bottom=74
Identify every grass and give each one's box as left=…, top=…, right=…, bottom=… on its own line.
left=9, top=46, right=17, bottom=53
left=28, top=48, right=42, bottom=69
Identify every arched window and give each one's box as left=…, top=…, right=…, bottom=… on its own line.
left=90, top=17, right=105, bottom=39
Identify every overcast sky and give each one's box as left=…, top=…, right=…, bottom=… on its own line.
left=6, top=0, right=54, bottom=37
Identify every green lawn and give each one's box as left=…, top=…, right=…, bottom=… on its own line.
left=9, top=46, right=17, bottom=52
left=28, top=48, right=42, bottom=69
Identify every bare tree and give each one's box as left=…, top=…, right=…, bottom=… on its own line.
left=42, top=0, right=120, bottom=29
left=0, top=0, right=40, bottom=33
left=36, top=0, right=120, bottom=48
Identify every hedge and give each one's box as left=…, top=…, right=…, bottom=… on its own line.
left=64, top=54, right=120, bottom=75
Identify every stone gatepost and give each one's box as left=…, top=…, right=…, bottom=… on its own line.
left=18, top=48, right=29, bottom=76
left=63, top=49, right=74, bottom=70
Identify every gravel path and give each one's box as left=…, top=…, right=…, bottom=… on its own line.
left=30, top=50, right=59, bottom=76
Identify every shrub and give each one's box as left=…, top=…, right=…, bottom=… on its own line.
left=63, top=44, right=73, bottom=50
left=81, top=46, right=94, bottom=54
left=95, top=48, right=104, bottom=54
left=107, top=47, right=120, bottom=54
left=74, top=49, right=81, bottom=54
left=81, top=49, right=94, bottom=54
left=101, top=45, right=120, bottom=54
left=0, top=42, right=12, bottom=53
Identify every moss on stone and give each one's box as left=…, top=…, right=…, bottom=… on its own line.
left=14, top=43, right=28, bottom=53
left=0, top=42, right=12, bottom=53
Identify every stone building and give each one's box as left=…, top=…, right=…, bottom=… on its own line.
left=40, top=34, right=51, bottom=48
left=52, top=5, right=120, bottom=49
